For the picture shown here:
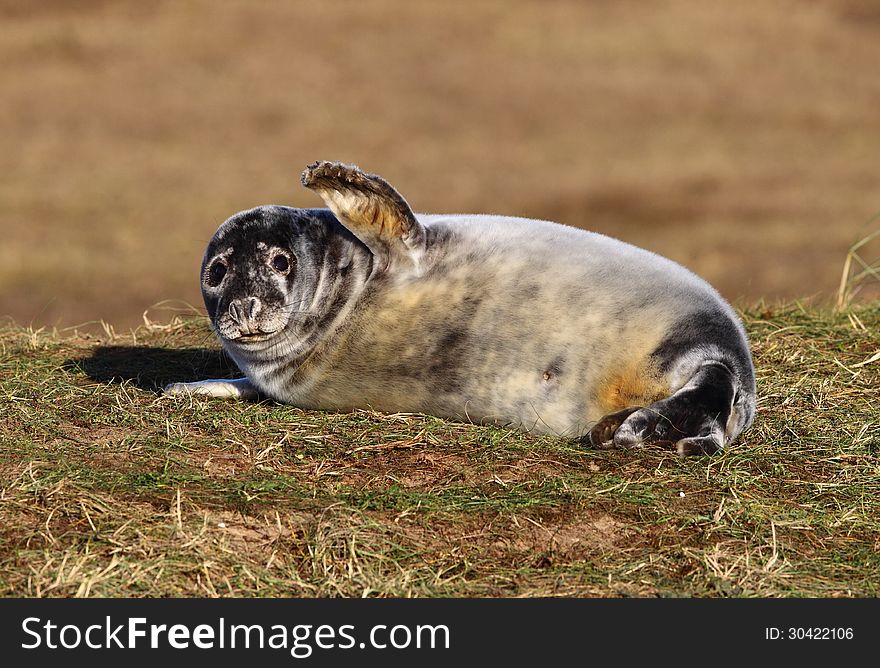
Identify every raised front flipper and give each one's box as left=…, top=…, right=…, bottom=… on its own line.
left=300, top=161, right=427, bottom=272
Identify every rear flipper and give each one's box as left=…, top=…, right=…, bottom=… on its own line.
left=587, top=361, right=740, bottom=455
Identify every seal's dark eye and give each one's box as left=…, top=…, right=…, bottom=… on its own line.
left=271, top=254, right=290, bottom=274
left=206, top=260, right=227, bottom=287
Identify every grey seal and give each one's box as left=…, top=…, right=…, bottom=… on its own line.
left=165, top=161, right=757, bottom=455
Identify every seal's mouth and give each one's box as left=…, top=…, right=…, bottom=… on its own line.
left=213, top=307, right=292, bottom=343
left=233, top=332, right=268, bottom=341
left=220, top=329, right=278, bottom=343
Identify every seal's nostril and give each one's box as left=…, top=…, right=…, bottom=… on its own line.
left=246, top=297, right=261, bottom=319
left=228, top=299, right=243, bottom=325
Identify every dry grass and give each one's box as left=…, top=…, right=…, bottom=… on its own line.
left=1, top=304, right=878, bottom=598
left=2, top=0, right=880, bottom=329
left=837, top=227, right=880, bottom=308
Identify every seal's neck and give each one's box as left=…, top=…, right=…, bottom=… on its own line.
left=297, top=216, right=374, bottom=349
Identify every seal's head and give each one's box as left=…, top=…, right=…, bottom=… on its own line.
left=201, top=206, right=309, bottom=343
left=201, top=205, right=370, bottom=356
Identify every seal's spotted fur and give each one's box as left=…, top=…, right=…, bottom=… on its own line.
left=165, top=161, right=756, bottom=455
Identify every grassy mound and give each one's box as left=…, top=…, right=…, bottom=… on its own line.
left=1, top=305, right=878, bottom=597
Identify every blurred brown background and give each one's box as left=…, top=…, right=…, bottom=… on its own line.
left=2, top=0, right=879, bottom=330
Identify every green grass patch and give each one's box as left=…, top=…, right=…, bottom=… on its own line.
left=1, top=304, right=879, bottom=597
